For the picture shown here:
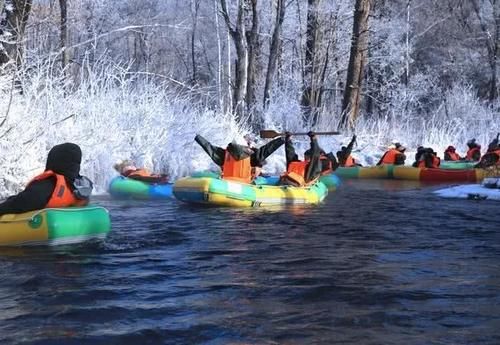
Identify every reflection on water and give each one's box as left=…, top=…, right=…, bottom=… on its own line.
left=1, top=181, right=499, bottom=345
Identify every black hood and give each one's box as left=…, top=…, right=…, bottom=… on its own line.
left=45, top=143, right=82, bottom=181
left=226, top=143, right=253, bottom=161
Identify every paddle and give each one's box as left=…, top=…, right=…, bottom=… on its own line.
left=260, top=129, right=341, bottom=139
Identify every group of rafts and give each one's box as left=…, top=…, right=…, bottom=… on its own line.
left=110, top=132, right=500, bottom=206
left=1, top=132, right=498, bottom=247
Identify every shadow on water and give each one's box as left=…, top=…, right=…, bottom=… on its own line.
left=1, top=181, right=500, bottom=344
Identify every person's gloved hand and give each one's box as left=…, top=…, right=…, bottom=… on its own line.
left=307, top=131, right=316, bottom=138
left=285, top=131, right=292, bottom=140
left=352, top=134, right=357, bottom=142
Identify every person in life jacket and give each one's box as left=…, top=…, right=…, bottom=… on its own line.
left=465, top=138, right=481, bottom=161
left=0, top=143, right=93, bottom=216
left=376, top=142, right=406, bottom=165
left=444, top=146, right=462, bottom=161
left=195, top=133, right=284, bottom=183
left=279, top=132, right=325, bottom=187
left=475, top=136, right=500, bottom=168
left=336, top=135, right=362, bottom=167
left=113, top=160, right=168, bottom=183
left=415, top=147, right=441, bottom=168
left=412, top=146, right=426, bottom=167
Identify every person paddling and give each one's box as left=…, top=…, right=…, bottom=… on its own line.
left=279, top=132, right=324, bottom=187
left=337, top=135, right=361, bottom=167
left=377, top=143, right=406, bottom=165
left=0, top=143, right=93, bottom=216
left=114, top=160, right=168, bottom=184
left=195, top=133, right=284, bottom=183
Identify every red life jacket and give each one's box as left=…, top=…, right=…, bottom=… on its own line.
left=343, top=155, right=356, bottom=167
left=27, top=170, right=88, bottom=208
left=417, top=155, right=440, bottom=168
left=445, top=151, right=461, bottom=161
left=380, top=149, right=401, bottom=165
left=466, top=147, right=481, bottom=161
left=281, top=160, right=319, bottom=187
left=221, top=151, right=252, bottom=183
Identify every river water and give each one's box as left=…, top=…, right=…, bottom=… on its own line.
left=1, top=180, right=499, bottom=344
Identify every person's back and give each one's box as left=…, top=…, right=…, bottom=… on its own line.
left=444, top=146, right=461, bottom=161
left=475, top=136, right=500, bottom=168
left=195, top=133, right=284, bottom=183
left=416, top=148, right=440, bottom=168
left=466, top=139, right=481, bottom=161
left=0, top=143, right=92, bottom=216
left=279, top=132, right=322, bottom=187
left=336, top=135, right=360, bottom=167
left=221, top=143, right=254, bottom=183
left=487, top=133, right=499, bottom=153
left=377, top=143, right=406, bottom=166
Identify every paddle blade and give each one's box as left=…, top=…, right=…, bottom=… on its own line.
left=260, top=130, right=281, bottom=139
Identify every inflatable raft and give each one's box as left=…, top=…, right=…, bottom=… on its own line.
left=173, top=177, right=328, bottom=207
left=191, top=171, right=341, bottom=191
left=440, top=161, right=477, bottom=170
left=254, top=175, right=340, bottom=191
left=109, top=176, right=172, bottom=199
left=0, top=206, right=111, bottom=246
left=434, top=178, right=500, bottom=201
left=335, top=165, right=486, bottom=183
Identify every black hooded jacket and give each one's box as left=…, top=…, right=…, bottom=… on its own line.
left=337, top=136, right=356, bottom=166
left=195, top=134, right=285, bottom=167
left=285, top=136, right=322, bottom=183
left=0, top=143, right=84, bottom=215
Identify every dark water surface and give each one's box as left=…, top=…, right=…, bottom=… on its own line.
left=1, top=180, right=500, bottom=345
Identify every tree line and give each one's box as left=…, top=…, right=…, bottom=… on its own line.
left=1, top=0, right=498, bottom=130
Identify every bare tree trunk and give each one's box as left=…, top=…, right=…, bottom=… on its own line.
left=190, top=0, right=200, bottom=84
left=263, top=0, right=285, bottom=108
left=0, top=0, right=5, bottom=65
left=0, top=0, right=33, bottom=68
left=301, top=0, right=321, bottom=123
left=245, top=0, right=259, bottom=118
left=220, top=0, right=258, bottom=120
left=471, top=0, right=498, bottom=101
left=404, top=0, right=411, bottom=88
left=214, top=0, right=223, bottom=111
left=340, top=0, right=371, bottom=129
left=59, top=0, right=69, bottom=73
left=491, top=0, right=499, bottom=101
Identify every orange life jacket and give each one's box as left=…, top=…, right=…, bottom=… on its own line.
left=466, top=147, right=480, bottom=161
left=417, top=155, right=440, bottom=168
left=380, top=149, right=401, bottom=165
left=124, top=168, right=151, bottom=178
left=343, top=155, right=356, bottom=167
left=221, top=150, right=252, bottom=183
left=445, top=151, right=461, bottom=161
left=282, top=160, right=318, bottom=187
left=27, top=170, right=88, bottom=208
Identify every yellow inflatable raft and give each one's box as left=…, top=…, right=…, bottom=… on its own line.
left=173, top=177, right=328, bottom=207
left=0, top=206, right=111, bottom=246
